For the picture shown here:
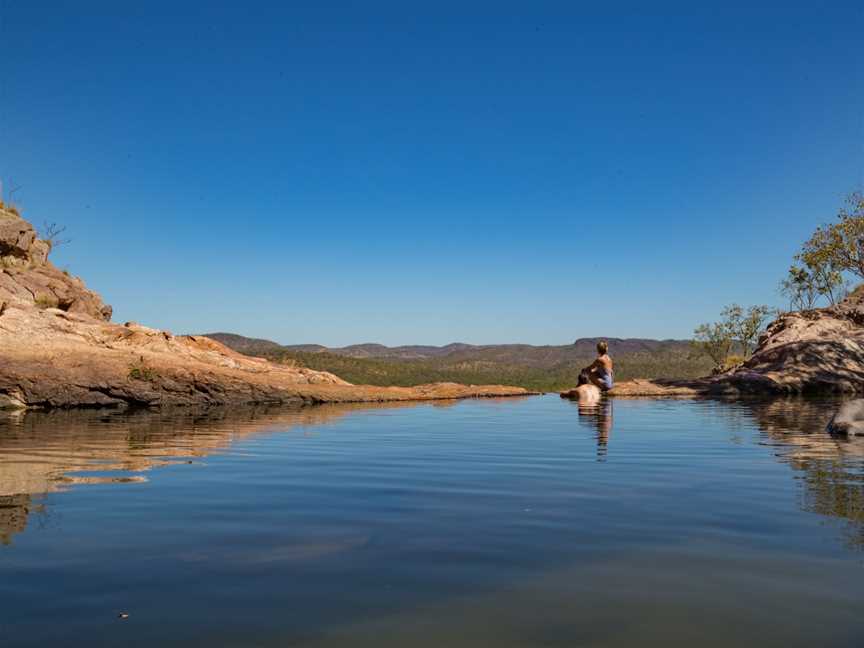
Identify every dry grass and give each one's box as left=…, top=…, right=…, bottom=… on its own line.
left=0, top=200, right=21, bottom=218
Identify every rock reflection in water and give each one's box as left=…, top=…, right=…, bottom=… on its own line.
left=736, top=398, right=864, bottom=550
left=0, top=402, right=427, bottom=545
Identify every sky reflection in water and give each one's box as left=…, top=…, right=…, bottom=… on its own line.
left=1, top=396, right=862, bottom=647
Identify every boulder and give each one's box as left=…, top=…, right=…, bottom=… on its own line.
left=827, top=399, right=864, bottom=436
left=0, top=207, right=113, bottom=321
left=0, top=211, right=37, bottom=259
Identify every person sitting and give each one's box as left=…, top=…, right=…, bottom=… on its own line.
left=572, top=370, right=601, bottom=405
left=583, top=340, right=614, bottom=391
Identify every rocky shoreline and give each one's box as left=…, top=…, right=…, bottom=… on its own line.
left=4, top=205, right=862, bottom=410
left=0, top=208, right=533, bottom=409
left=563, top=293, right=864, bottom=399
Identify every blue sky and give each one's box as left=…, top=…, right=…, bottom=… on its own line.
left=1, top=2, right=862, bottom=345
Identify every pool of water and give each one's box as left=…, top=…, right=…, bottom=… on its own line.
left=1, top=396, right=863, bottom=647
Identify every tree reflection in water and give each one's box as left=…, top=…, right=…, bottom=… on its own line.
left=734, top=398, right=864, bottom=550
left=3, top=398, right=864, bottom=551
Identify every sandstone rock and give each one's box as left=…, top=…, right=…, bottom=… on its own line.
left=723, top=294, right=864, bottom=394
left=0, top=211, right=37, bottom=259
left=0, top=209, right=533, bottom=409
left=579, top=290, right=864, bottom=398
left=827, top=399, right=864, bottom=436
left=0, top=208, right=112, bottom=320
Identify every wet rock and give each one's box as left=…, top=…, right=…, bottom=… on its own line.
left=827, top=399, right=864, bottom=436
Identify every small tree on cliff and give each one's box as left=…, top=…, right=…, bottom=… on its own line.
left=723, top=304, right=772, bottom=358
left=800, top=192, right=864, bottom=282
left=779, top=265, right=820, bottom=311
left=693, top=304, right=772, bottom=369
left=38, top=222, right=71, bottom=250
left=692, top=322, right=734, bottom=369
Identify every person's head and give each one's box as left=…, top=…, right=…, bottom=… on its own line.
left=597, top=340, right=608, bottom=356
left=577, top=370, right=590, bottom=386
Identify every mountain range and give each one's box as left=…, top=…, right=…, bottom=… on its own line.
left=203, top=333, right=694, bottom=369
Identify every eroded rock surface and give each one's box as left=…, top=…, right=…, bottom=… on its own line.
left=0, top=208, right=532, bottom=409
left=565, top=291, right=864, bottom=398
left=725, top=300, right=864, bottom=394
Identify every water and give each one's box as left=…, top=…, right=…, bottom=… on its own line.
left=1, top=396, right=862, bottom=647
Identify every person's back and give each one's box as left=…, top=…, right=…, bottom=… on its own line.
left=590, top=341, right=614, bottom=391
left=573, top=370, right=601, bottom=404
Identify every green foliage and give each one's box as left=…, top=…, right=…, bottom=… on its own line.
left=691, top=322, right=734, bottom=369
left=128, top=356, right=159, bottom=382
left=779, top=192, right=862, bottom=311
left=721, top=303, right=772, bottom=358
left=261, top=348, right=713, bottom=392
left=722, top=354, right=746, bottom=370
left=692, top=303, right=771, bottom=370
left=800, top=192, right=864, bottom=281
left=779, top=265, right=820, bottom=311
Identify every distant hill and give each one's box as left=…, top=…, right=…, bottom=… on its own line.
left=199, top=332, right=711, bottom=391
left=204, top=333, right=694, bottom=369
left=201, top=332, right=286, bottom=356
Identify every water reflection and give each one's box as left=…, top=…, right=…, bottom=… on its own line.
left=3, top=397, right=864, bottom=646
left=2, top=398, right=864, bottom=553
left=735, top=398, right=864, bottom=550
left=0, top=402, right=423, bottom=545
left=572, top=399, right=614, bottom=460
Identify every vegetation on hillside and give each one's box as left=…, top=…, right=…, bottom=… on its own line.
left=691, top=304, right=772, bottom=372
left=264, top=348, right=713, bottom=392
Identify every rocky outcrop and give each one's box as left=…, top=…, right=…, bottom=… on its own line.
left=723, top=299, right=864, bottom=394
left=564, top=290, right=864, bottom=399
left=1, top=211, right=112, bottom=320
left=562, top=378, right=717, bottom=399
left=0, top=208, right=532, bottom=409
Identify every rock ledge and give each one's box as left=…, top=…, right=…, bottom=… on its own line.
left=0, top=208, right=533, bottom=409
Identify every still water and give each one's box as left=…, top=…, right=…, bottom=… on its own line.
left=1, top=396, right=862, bottom=647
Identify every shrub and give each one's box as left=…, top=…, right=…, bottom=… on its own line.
left=34, top=294, right=58, bottom=309
left=128, top=356, right=159, bottom=381
left=692, top=304, right=772, bottom=370
left=799, top=192, right=864, bottom=281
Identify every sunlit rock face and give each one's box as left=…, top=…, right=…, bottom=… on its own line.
left=730, top=294, right=864, bottom=394
left=0, top=209, right=531, bottom=409
left=0, top=208, right=111, bottom=320
left=600, top=292, right=864, bottom=397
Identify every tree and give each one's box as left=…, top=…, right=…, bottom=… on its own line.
left=722, top=303, right=772, bottom=358
left=693, top=304, right=773, bottom=369
left=800, top=192, right=864, bottom=280
left=692, top=322, right=734, bottom=369
left=39, top=222, right=71, bottom=249
left=779, top=265, right=820, bottom=311
left=806, top=258, right=846, bottom=305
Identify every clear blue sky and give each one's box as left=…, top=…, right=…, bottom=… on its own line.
left=1, top=2, right=862, bottom=345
